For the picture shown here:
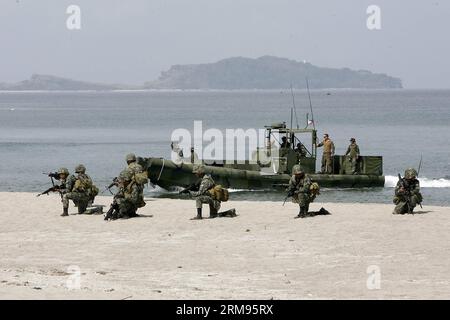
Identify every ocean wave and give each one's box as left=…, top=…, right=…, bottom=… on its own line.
left=385, top=175, right=450, bottom=188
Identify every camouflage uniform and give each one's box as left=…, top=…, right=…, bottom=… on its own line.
left=345, top=139, right=360, bottom=174
left=393, top=168, right=422, bottom=214
left=287, top=171, right=313, bottom=216
left=317, top=135, right=335, bottom=174
left=115, top=180, right=143, bottom=218
left=126, top=153, right=146, bottom=208
left=190, top=174, right=221, bottom=214
left=56, top=168, right=71, bottom=216
left=62, top=164, right=97, bottom=214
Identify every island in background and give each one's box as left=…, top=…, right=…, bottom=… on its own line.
left=146, top=56, right=402, bottom=90
left=0, top=56, right=402, bottom=91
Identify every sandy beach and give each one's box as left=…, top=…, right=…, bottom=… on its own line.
left=0, top=192, right=448, bottom=299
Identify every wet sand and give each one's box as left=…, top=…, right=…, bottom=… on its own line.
left=0, top=192, right=449, bottom=299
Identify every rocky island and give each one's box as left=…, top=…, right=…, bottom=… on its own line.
left=145, top=56, right=402, bottom=90
left=0, top=74, right=120, bottom=91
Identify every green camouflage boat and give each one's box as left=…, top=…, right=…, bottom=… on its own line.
left=140, top=122, right=384, bottom=190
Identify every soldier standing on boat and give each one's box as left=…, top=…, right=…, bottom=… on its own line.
left=280, top=136, right=290, bottom=149
left=345, top=138, right=360, bottom=174
left=317, top=133, right=335, bottom=174
left=295, top=142, right=308, bottom=159
left=286, top=165, right=320, bottom=218
left=393, top=168, right=423, bottom=215
left=183, top=164, right=236, bottom=220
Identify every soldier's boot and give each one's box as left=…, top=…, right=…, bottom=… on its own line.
left=209, top=208, right=218, bottom=218
left=61, top=207, right=69, bottom=217
left=295, top=207, right=306, bottom=219
left=78, top=204, right=87, bottom=214
left=191, top=208, right=203, bottom=220
left=218, top=209, right=237, bottom=217
left=392, top=203, right=406, bottom=215
left=130, top=211, right=140, bottom=218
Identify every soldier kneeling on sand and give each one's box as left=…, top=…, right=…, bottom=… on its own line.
left=105, top=169, right=145, bottom=220
left=62, top=164, right=99, bottom=216
left=183, top=164, right=236, bottom=220
left=286, top=165, right=320, bottom=218
left=393, top=168, right=422, bottom=215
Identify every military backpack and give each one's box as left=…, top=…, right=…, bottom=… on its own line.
left=134, top=171, right=149, bottom=185
left=208, top=185, right=229, bottom=202
left=74, top=175, right=99, bottom=198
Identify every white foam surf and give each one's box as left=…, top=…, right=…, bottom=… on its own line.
left=385, top=175, right=450, bottom=188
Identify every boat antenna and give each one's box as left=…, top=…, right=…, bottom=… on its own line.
left=290, top=107, right=293, bottom=131
left=290, top=84, right=300, bottom=129
left=306, top=77, right=316, bottom=130
left=417, top=155, right=423, bottom=177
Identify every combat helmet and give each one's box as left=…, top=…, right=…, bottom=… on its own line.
left=126, top=153, right=136, bottom=162
left=74, top=164, right=86, bottom=174
left=404, top=168, right=418, bottom=179
left=58, top=167, right=69, bottom=176
left=119, top=169, right=133, bottom=182
left=192, top=164, right=206, bottom=174
left=292, top=165, right=304, bottom=175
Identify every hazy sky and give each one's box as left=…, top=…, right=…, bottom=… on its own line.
left=1, top=0, right=449, bottom=88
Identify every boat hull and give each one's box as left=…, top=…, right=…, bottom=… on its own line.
left=143, top=157, right=385, bottom=190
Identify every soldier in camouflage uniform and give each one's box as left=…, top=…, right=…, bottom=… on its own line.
left=62, top=164, right=98, bottom=216
left=393, top=168, right=422, bottom=215
left=189, top=165, right=221, bottom=220
left=55, top=167, right=71, bottom=216
left=187, top=165, right=237, bottom=220
left=114, top=169, right=143, bottom=219
left=295, top=142, right=308, bottom=161
left=345, top=138, right=360, bottom=174
left=125, top=153, right=146, bottom=208
left=317, top=133, right=335, bottom=174
left=286, top=165, right=317, bottom=218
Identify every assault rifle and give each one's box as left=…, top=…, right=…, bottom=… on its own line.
left=36, top=185, right=61, bottom=197
left=37, top=171, right=63, bottom=199
left=101, top=177, right=119, bottom=195
left=179, top=180, right=201, bottom=194
left=282, top=189, right=295, bottom=206
left=104, top=200, right=119, bottom=221
left=43, top=172, right=61, bottom=180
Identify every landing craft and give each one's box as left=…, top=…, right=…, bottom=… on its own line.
left=139, top=122, right=384, bottom=191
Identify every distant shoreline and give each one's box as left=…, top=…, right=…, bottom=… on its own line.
left=3, top=88, right=450, bottom=93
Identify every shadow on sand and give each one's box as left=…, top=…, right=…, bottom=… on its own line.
left=296, top=207, right=331, bottom=219
left=410, top=210, right=432, bottom=215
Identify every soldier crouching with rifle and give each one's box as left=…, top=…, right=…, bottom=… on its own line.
left=180, top=164, right=236, bottom=220
left=37, top=168, right=68, bottom=216
left=104, top=169, right=143, bottom=221
left=62, top=164, right=99, bottom=216
left=285, top=165, right=320, bottom=219
left=393, top=168, right=422, bottom=214
left=38, top=165, right=98, bottom=216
